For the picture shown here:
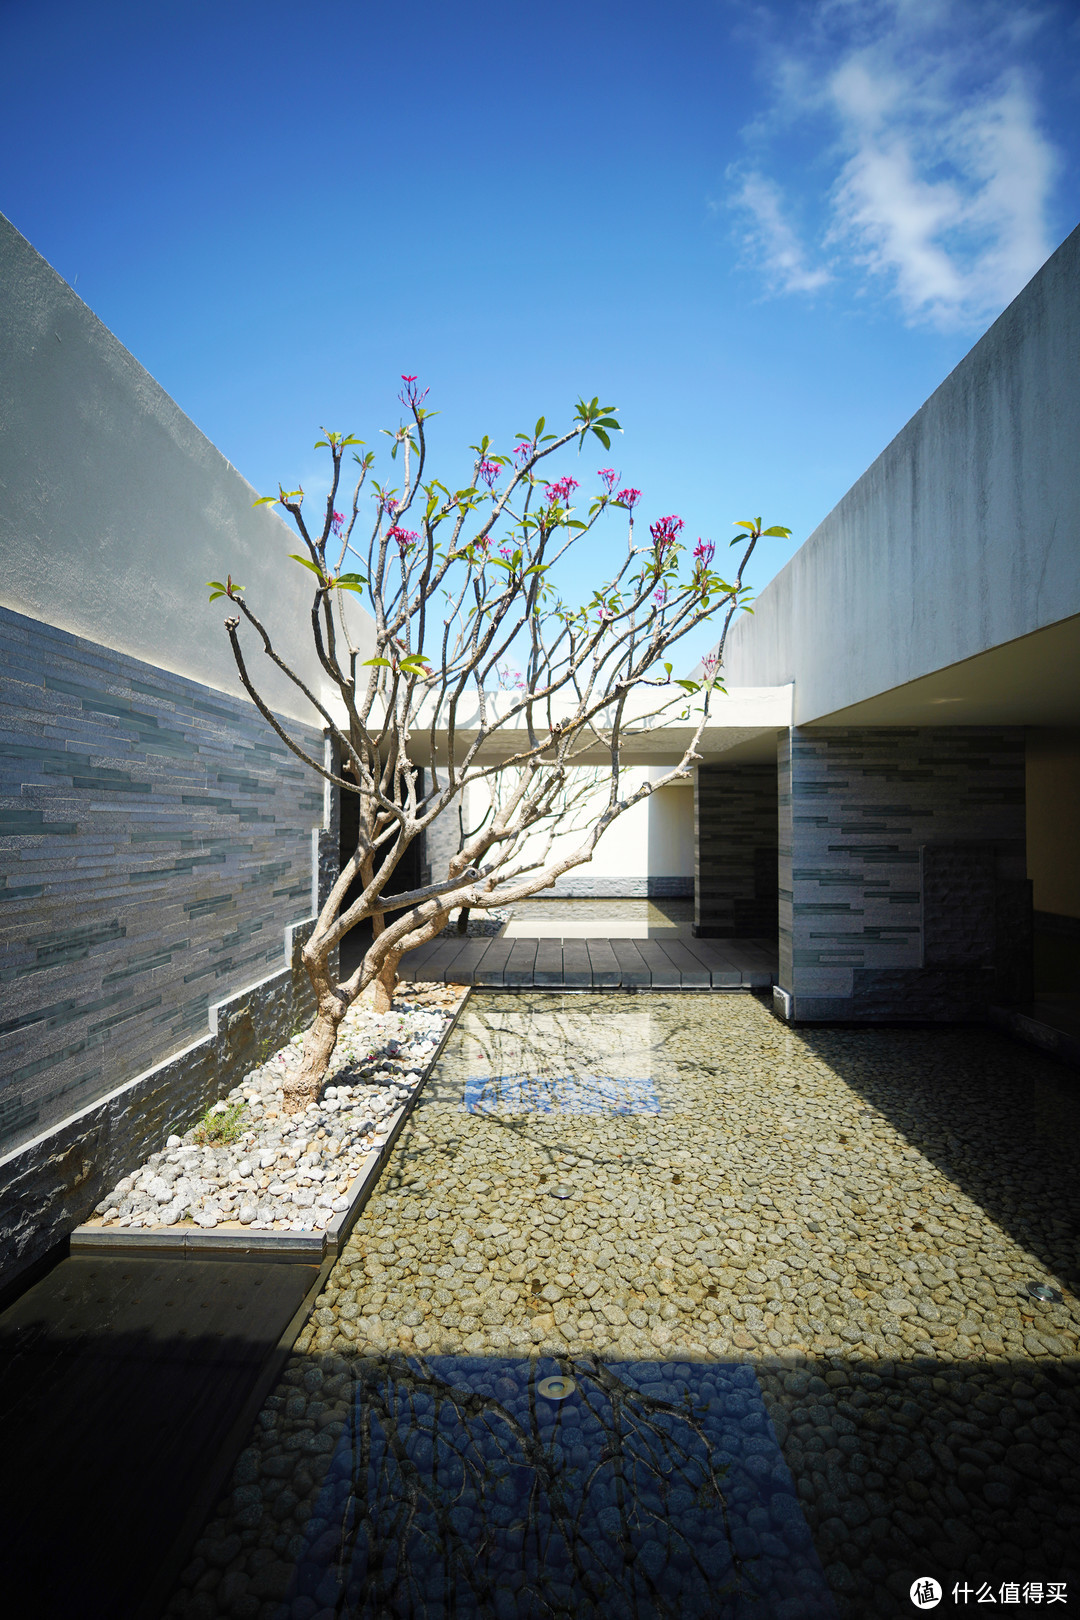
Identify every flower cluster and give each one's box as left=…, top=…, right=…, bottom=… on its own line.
left=616, top=486, right=641, bottom=510
left=649, top=515, right=684, bottom=558
left=330, top=510, right=345, bottom=537
left=387, top=525, right=418, bottom=554
left=513, top=442, right=532, bottom=460
left=398, top=374, right=429, bottom=411
left=693, top=539, right=715, bottom=567
left=597, top=468, right=619, bottom=492
left=546, top=475, right=580, bottom=506
left=478, top=459, right=502, bottom=489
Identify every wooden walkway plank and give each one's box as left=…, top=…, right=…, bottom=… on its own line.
left=656, top=939, right=712, bottom=987
left=561, top=941, right=593, bottom=987
left=504, top=938, right=538, bottom=986
left=634, top=940, right=683, bottom=988
left=400, top=939, right=459, bottom=981
left=441, top=938, right=495, bottom=984
left=585, top=939, right=621, bottom=987
left=474, top=938, right=515, bottom=986
left=534, top=941, right=565, bottom=986
left=610, top=939, right=652, bottom=986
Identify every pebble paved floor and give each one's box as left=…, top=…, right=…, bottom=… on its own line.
left=170, top=993, right=1080, bottom=1619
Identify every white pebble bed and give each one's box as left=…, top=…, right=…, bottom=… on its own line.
left=89, top=984, right=466, bottom=1235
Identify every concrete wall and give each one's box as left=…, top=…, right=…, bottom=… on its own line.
left=774, top=727, right=1029, bottom=1022
left=694, top=764, right=778, bottom=937
left=719, top=225, right=1080, bottom=723
left=0, top=213, right=370, bottom=720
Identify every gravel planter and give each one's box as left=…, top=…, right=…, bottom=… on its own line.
left=82, top=983, right=467, bottom=1240
left=168, top=994, right=1080, bottom=1620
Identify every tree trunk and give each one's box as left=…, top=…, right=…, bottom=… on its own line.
left=456, top=906, right=470, bottom=935
left=285, top=949, right=349, bottom=1112
left=373, top=952, right=401, bottom=1014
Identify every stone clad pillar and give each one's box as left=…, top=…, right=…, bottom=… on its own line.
left=774, top=727, right=1030, bottom=1022
left=694, top=763, right=778, bottom=938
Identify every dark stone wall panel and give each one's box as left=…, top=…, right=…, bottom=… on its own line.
left=0, top=606, right=325, bottom=1158
left=0, top=921, right=317, bottom=1290
left=694, top=763, right=778, bottom=937
left=776, top=726, right=1028, bottom=1022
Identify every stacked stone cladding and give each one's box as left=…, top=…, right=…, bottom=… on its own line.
left=0, top=606, right=327, bottom=1164
left=778, top=726, right=1030, bottom=1020
left=694, top=763, right=779, bottom=937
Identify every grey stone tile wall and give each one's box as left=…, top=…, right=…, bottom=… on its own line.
left=0, top=920, right=316, bottom=1289
left=542, top=876, right=694, bottom=898
left=694, top=763, right=779, bottom=937
left=778, top=726, right=1029, bottom=1021
left=0, top=606, right=327, bottom=1159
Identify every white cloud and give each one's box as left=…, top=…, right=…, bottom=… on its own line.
left=729, top=1, right=1062, bottom=330
left=728, top=170, right=832, bottom=294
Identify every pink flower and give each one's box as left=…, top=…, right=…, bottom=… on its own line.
left=499, top=544, right=513, bottom=560
left=693, top=539, right=715, bottom=566
left=649, top=516, right=684, bottom=561
left=702, top=652, right=719, bottom=676
left=398, top=374, right=429, bottom=410
left=547, top=475, right=580, bottom=506
left=654, top=585, right=667, bottom=605
left=513, top=442, right=532, bottom=460
left=616, top=486, right=641, bottom=509
left=597, top=468, right=618, bottom=491
left=478, top=459, right=502, bottom=489
left=387, top=525, right=418, bottom=553
left=330, top=510, right=345, bottom=537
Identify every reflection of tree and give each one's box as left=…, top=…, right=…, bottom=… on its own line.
left=429, top=997, right=676, bottom=1174
left=309, top=1353, right=742, bottom=1619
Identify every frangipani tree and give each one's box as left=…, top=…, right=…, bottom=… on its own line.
left=208, top=378, right=788, bottom=1110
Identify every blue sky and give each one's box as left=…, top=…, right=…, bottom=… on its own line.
left=3, top=0, right=1079, bottom=670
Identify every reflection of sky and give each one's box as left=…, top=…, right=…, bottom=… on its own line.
left=464, top=1073, right=662, bottom=1116
left=284, top=1355, right=836, bottom=1620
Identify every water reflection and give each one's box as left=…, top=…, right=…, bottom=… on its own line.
left=286, top=1354, right=835, bottom=1620
left=465, top=1075, right=662, bottom=1117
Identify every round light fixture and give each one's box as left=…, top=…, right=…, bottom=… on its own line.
left=1025, top=1281, right=1063, bottom=1304
left=537, top=1375, right=577, bottom=1401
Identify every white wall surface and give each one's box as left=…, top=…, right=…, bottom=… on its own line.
left=434, top=767, right=694, bottom=890
left=0, top=213, right=371, bottom=721
left=718, top=224, right=1080, bottom=725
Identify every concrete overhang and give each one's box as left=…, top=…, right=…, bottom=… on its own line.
left=809, top=614, right=1080, bottom=729
left=340, top=684, right=794, bottom=769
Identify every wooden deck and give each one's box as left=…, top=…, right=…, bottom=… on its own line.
left=399, top=935, right=777, bottom=990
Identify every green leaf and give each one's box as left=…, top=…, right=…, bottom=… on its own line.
left=663, top=662, right=673, bottom=677
left=313, top=440, right=329, bottom=450
left=762, top=525, right=792, bottom=538
left=592, top=427, right=611, bottom=450
left=289, top=553, right=326, bottom=580
left=675, top=679, right=700, bottom=692
left=252, top=495, right=279, bottom=507
left=362, top=658, right=394, bottom=668
left=534, top=417, right=546, bottom=437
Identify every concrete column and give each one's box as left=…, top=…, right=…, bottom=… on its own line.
left=774, top=727, right=1030, bottom=1022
